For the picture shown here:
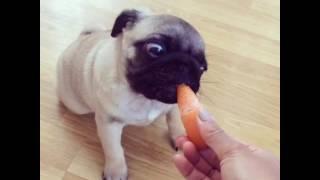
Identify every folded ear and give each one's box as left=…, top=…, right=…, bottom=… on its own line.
left=111, top=9, right=145, bottom=37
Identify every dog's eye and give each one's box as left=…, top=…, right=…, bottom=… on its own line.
left=145, top=43, right=166, bottom=58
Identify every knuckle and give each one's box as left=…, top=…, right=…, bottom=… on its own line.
left=204, top=127, right=225, bottom=139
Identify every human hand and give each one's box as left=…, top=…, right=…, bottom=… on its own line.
left=173, top=109, right=280, bottom=180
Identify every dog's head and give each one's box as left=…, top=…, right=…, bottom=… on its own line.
left=111, top=9, right=208, bottom=104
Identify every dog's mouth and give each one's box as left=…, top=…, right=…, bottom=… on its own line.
left=126, top=53, right=203, bottom=104
left=130, top=81, right=199, bottom=104
left=148, top=82, right=198, bottom=104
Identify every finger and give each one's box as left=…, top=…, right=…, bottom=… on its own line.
left=174, top=154, right=210, bottom=180
left=173, top=154, right=194, bottom=177
left=180, top=139, right=221, bottom=169
left=175, top=136, right=189, bottom=150
left=198, top=108, right=244, bottom=160
left=208, top=168, right=221, bottom=180
left=182, top=142, right=215, bottom=176
left=199, top=148, right=220, bottom=169
left=174, top=154, right=218, bottom=180
left=187, top=168, right=210, bottom=180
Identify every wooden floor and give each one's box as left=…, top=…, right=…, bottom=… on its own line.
left=40, top=0, right=280, bottom=179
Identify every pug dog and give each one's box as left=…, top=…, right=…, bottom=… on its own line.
left=57, top=9, right=208, bottom=180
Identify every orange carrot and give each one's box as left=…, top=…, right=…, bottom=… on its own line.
left=177, top=84, right=207, bottom=150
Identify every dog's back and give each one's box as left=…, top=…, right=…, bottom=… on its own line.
left=57, top=29, right=107, bottom=114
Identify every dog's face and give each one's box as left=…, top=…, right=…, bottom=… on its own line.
left=111, top=9, right=208, bottom=104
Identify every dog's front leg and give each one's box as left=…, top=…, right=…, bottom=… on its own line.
left=95, top=114, right=127, bottom=180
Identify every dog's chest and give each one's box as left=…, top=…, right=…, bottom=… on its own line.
left=101, top=85, right=173, bottom=126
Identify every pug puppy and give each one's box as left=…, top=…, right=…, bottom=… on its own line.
left=57, top=9, right=207, bottom=180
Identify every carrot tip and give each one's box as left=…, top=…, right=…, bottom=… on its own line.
left=177, top=84, right=207, bottom=150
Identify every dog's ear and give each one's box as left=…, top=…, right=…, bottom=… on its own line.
left=111, top=9, right=144, bottom=37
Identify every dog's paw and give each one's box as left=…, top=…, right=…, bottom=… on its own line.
left=170, top=135, right=189, bottom=152
left=102, top=171, right=128, bottom=180
left=102, top=161, right=128, bottom=180
left=168, top=128, right=186, bottom=151
left=169, top=136, right=178, bottom=151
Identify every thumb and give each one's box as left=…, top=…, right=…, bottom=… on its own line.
left=198, top=109, right=243, bottom=160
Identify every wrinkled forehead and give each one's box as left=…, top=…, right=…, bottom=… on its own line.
left=125, top=15, right=205, bottom=53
